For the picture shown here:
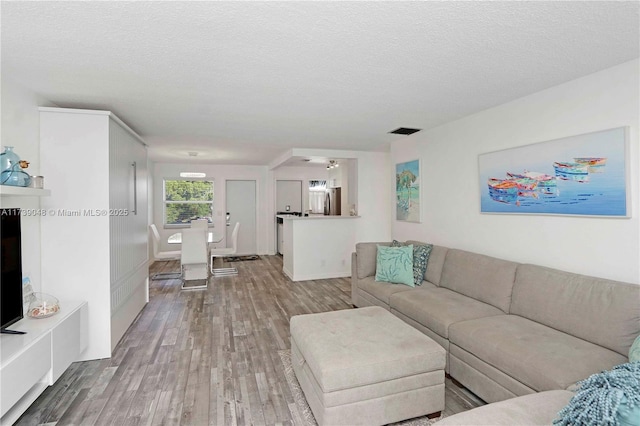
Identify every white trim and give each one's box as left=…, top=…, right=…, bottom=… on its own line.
left=284, top=268, right=351, bottom=282
left=37, top=107, right=146, bottom=146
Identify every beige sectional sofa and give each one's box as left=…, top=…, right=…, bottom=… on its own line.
left=351, top=241, right=640, bottom=405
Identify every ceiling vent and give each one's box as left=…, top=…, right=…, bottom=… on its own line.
left=389, top=127, right=421, bottom=135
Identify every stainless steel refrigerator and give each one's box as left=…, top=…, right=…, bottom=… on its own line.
left=324, top=187, right=341, bottom=215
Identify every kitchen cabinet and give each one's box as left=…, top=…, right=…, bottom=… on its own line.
left=39, top=107, right=148, bottom=361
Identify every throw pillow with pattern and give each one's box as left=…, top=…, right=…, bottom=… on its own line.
left=391, top=240, right=433, bottom=286
left=375, top=244, right=414, bottom=287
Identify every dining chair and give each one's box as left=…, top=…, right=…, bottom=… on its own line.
left=191, top=219, right=217, bottom=252
left=180, top=227, right=209, bottom=290
left=210, top=222, right=240, bottom=277
left=150, top=224, right=182, bottom=280
left=190, top=219, right=209, bottom=229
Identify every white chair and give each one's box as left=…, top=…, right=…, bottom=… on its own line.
left=191, top=219, right=217, bottom=252
left=150, top=224, right=181, bottom=280
left=180, top=227, right=209, bottom=290
left=210, top=222, right=240, bottom=277
left=190, top=219, right=209, bottom=230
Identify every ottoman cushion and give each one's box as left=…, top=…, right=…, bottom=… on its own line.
left=290, top=306, right=446, bottom=392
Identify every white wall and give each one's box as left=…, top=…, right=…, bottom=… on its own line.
left=1, top=75, right=57, bottom=292
left=152, top=162, right=270, bottom=253
left=353, top=152, right=392, bottom=243
left=391, top=59, right=640, bottom=284
left=276, top=180, right=303, bottom=212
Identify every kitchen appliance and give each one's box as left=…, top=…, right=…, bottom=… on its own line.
left=324, top=187, right=341, bottom=215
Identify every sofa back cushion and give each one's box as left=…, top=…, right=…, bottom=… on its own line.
left=406, top=241, right=448, bottom=286
left=511, top=264, right=640, bottom=357
left=440, top=249, right=517, bottom=313
left=356, top=242, right=391, bottom=278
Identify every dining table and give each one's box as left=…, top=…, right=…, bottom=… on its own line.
left=168, top=230, right=223, bottom=244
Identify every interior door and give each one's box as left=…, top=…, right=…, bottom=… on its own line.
left=225, top=180, right=257, bottom=255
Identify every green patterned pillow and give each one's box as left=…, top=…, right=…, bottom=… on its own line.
left=375, top=245, right=414, bottom=287
left=392, top=240, right=433, bottom=286
left=630, top=335, right=640, bottom=362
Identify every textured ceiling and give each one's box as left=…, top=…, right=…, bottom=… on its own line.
left=2, top=1, right=639, bottom=165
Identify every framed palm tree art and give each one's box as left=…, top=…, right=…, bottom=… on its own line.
left=396, top=159, right=421, bottom=222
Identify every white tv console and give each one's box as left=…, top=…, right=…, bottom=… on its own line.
left=0, top=300, right=88, bottom=425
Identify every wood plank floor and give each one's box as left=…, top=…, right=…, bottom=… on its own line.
left=17, top=255, right=483, bottom=426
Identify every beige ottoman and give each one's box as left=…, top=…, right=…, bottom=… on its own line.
left=290, top=306, right=446, bottom=426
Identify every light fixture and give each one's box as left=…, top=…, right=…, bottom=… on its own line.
left=180, top=172, right=206, bottom=178
left=326, top=160, right=339, bottom=170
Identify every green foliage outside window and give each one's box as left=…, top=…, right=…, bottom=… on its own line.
left=164, top=180, right=214, bottom=225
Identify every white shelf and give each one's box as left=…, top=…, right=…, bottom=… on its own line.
left=0, top=300, right=87, bottom=425
left=0, top=185, right=51, bottom=196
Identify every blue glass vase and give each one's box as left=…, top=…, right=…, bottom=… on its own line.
left=0, top=146, right=31, bottom=187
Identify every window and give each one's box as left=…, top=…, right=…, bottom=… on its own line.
left=308, top=180, right=327, bottom=214
left=164, top=179, right=214, bottom=226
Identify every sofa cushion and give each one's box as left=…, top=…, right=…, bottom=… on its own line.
left=375, top=245, right=415, bottom=286
left=356, top=242, right=391, bottom=279
left=407, top=242, right=448, bottom=286
left=511, top=264, right=640, bottom=357
left=358, top=276, right=423, bottom=305
left=449, top=315, right=628, bottom=392
left=389, top=287, right=505, bottom=339
left=433, top=390, right=573, bottom=426
left=439, top=249, right=517, bottom=313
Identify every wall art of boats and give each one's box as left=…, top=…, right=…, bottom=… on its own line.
left=489, top=175, right=538, bottom=192
left=573, top=157, right=607, bottom=173
left=553, top=162, right=590, bottom=182
left=507, top=171, right=557, bottom=187
left=487, top=177, right=518, bottom=193
left=573, top=157, right=607, bottom=166
left=510, top=177, right=538, bottom=191
left=488, top=190, right=519, bottom=204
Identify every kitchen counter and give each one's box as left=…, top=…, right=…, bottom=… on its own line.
left=280, top=215, right=360, bottom=282
left=277, top=214, right=361, bottom=220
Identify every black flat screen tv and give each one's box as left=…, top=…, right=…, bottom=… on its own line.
left=1, top=208, right=24, bottom=332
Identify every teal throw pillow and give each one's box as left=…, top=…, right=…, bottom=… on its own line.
left=391, top=240, right=433, bottom=286
left=630, top=335, right=640, bottom=362
left=375, top=245, right=414, bottom=287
